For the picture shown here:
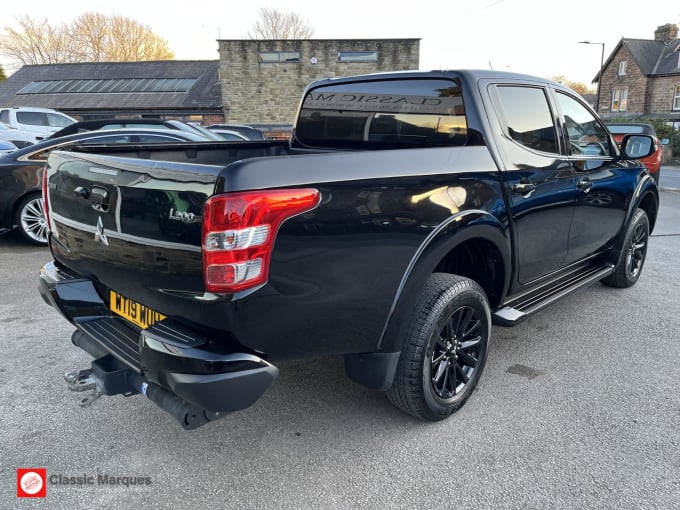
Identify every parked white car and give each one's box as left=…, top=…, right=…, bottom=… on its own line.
left=0, top=106, right=76, bottom=143
left=0, top=139, right=18, bottom=154
left=0, top=122, right=37, bottom=148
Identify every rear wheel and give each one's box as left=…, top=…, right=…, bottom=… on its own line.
left=602, top=209, right=649, bottom=288
left=14, top=193, right=48, bottom=246
left=387, top=274, right=491, bottom=421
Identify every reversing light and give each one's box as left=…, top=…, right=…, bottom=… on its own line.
left=202, top=188, right=320, bottom=293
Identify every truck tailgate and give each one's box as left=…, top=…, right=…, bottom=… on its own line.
left=46, top=150, right=222, bottom=307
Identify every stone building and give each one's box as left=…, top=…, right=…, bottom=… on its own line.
left=595, top=22, right=680, bottom=128
left=218, top=39, right=420, bottom=123
left=0, top=39, right=420, bottom=126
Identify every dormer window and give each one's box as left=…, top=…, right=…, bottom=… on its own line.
left=618, top=61, right=627, bottom=76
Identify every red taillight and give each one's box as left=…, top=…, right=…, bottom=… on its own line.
left=202, top=188, right=320, bottom=293
left=41, top=166, right=51, bottom=235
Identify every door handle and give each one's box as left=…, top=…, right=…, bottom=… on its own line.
left=512, top=182, right=536, bottom=194
left=577, top=178, right=592, bottom=193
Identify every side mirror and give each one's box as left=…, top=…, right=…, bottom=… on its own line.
left=620, top=134, right=655, bottom=160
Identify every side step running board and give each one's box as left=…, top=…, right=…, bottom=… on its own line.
left=493, top=264, right=614, bottom=326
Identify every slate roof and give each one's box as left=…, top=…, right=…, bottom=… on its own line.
left=623, top=39, right=667, bottom=74
left=598, top=37, right=680, bottom=82
left=650, top=39, right=680, bottom=74
left=0, top=61, right=222, bottom=113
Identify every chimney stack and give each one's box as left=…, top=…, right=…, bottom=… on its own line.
left=654, top=23, right=678, bottom=43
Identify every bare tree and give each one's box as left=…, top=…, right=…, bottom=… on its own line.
left=0, top=13, right=174, bottom=66
left=1, top=15, right=77, bottom=65
left=247, top=8, right=314, bottom=39
left=73, top=13, right=174, bottom=61
left=550, top=75, right=594, bottom=96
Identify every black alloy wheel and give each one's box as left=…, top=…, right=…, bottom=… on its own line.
left=387, top=273, right=491, bottom=421
left=428, top=305, right=484, bottom=400
left=626, top=221, right=647, bottom=279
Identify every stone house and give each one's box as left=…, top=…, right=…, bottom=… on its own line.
left=597, top=23, right=680, bottom=130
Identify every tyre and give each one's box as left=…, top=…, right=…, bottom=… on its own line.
left=387, top=274, right=491, bottom=421
left=14, top=193, right=48, bottom=246
left=602, top=208, right=649, bottom=288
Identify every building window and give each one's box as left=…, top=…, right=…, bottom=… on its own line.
left=618, top=61, right=627, bottom=76
left=258, top=51, right=300, bottom=63
left=611, top=87, right=628, bottom=111
left=337, top=51, right=379, bottom=63
left=673, top=86, right=680, bottom=110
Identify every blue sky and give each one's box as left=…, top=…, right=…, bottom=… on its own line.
left=1, top=0, right=678, bottom=86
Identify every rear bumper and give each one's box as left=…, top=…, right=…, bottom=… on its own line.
left=39, top=261, right=278, bottom=413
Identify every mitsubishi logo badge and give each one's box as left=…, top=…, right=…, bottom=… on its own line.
left=94, top=216, right=109, bottom=246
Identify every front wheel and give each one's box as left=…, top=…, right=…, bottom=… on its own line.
left=14, top=193, right=48, bottom=246
left=387, top=274, right=491, bottom=421
left=602, top=208, right=649, bottom=288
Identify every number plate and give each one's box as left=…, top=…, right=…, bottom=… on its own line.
left=109, top=290, right=166, bottom=329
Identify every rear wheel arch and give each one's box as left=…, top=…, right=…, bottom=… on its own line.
left=378, top=216, right=509, bottom=353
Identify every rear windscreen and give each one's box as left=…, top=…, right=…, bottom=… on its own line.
left=295, top=78, right=467, bottom=149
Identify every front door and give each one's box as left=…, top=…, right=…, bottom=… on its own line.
left=552, top=91, right=629, bottom=264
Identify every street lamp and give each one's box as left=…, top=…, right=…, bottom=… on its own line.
left=579, top=41, right=605, bottom=113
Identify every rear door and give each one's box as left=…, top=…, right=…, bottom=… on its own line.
left=487, top=83, right=577, bottom=285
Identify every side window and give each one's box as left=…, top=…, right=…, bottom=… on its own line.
left=16, top=111, right=45, bottom=126
left=47, top=113, right=74, bottom=127
left=0, top=110, right=8, bottom=123
left=495, top=86, right=558, bottom=154
left=81, top=135, right=131, bottom=144
left=136, top=134, right=182, bottom=143
left=27, top=148, right=55, bottom=161
left=554, top=92, right=611, bottom=156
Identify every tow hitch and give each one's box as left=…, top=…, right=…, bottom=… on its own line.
left=65, top=354, right=139, bottom=407
left=64, top=368, right=103, bottom=406
left=64, top=334, right=226, bottom=430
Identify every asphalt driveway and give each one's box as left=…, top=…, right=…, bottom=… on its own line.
left=1, top=188, right=678, bottom=509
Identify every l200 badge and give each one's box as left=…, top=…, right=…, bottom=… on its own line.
left=168, top=208, right=200, bottom=223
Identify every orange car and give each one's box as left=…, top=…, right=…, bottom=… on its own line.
left=606, top=123, right=662, bottom=183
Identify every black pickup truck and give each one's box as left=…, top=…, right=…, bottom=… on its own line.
left=39, top=70, right=659, bottom=429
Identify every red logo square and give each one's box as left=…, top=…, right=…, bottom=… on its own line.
left=17, top=468, right=46, bottom=498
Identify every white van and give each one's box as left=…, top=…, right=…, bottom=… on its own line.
left=0, top=106, right=76, bottom=143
